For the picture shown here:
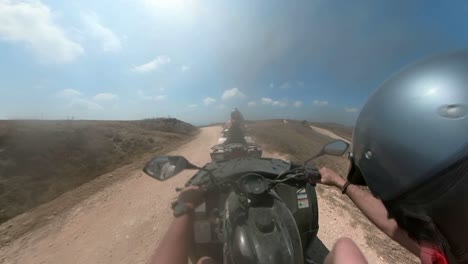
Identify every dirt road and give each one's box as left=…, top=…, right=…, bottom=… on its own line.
left=0, top=127, right=220, bottom=264
left=0, top=126, right=415, bottom=264
left=309, top=125, right=351, bottom=144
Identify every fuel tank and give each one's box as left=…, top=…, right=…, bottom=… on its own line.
left=223, top=190, right=304, bottom=264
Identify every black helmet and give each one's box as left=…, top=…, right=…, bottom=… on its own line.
left=347, top=51, right=468, bottom=262
left=347, top=51, right=468, bottom=200
left=231, top=108, right=243, bottom=121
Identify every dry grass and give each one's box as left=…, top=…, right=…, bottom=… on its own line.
left=0, top=119, right=197, bottom=224
left=248, top=119, right=350, bottom=174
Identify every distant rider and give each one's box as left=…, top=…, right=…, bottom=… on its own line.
left=223, top=108, right=246, bottom=145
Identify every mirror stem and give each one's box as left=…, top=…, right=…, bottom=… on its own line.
left=303, top=152, right=323, bottom=166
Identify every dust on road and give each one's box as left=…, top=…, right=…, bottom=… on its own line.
left=309, top=125, right=351, bottom=144
left=0, top=127, right=219, bottom=264
left=0, top=126, right=416, bottom=264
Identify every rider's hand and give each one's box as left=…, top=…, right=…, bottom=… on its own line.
left=317, top=167, right=346, bottom=188
left=176, top=185, right=205, bottom=209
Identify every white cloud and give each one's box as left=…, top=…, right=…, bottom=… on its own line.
left=0, top=0, right=84, bottom=63
left=81, top=12, right=121, bottom=53
left=261, top=97, right=287, bottom=107
left=131, top=55, right=171, bottom=73
left=188, top=104, right=198, bottom=108
left=154, top=95, right=167, bottom=101
left=345, top=107, right=359, bottom=113
left=93, top=93, right=118, bottom=103
left=138, top=90, right=166, bottom=101
left=203, top=97, right=216, bottom=106
left=279, top=82, right=291, bottom=90
left=56, top=89, right=82, bottom=99
left=273, top=101, right=288, bottom=107
left=181, top=65, right=190, bottom=72
left=221, top=88, right=246, bottom=100
left=248, top=101, right=256, bottom=107
left=69, top=98, right=103, bottom=110
left=294, top=101, right=302, bottom=108
left=137, top=90, right=152, bottom=100
left=261, top=97, right=274, bottom=104
left=218, top=104, right=226, bottom=110
left=54, top=89, right=110, bottom=111
left=313, top=100, right=329, bottom=106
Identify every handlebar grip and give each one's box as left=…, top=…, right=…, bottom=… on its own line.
left=289, top=163, right=303, bottom=169
left=307, top=168, right=321, bottom=183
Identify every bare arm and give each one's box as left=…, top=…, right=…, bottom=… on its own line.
left=150, top=186, right=205, bottom=264
left=150, top=214, right=193, bottom=264
left=325, top=237, right=368, bottom=264
left=318, top=167, right=420, bottom=256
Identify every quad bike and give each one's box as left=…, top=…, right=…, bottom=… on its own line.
left=143, top=139, right=349, bottom=264
left=210, top=143, right=262, bottom=162
left=213, top=125, right=262, bottom=162
left=217, top=128, right=255, bottom=145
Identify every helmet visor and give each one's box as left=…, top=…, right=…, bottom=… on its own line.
left=347, top=156, right=367, bottom=185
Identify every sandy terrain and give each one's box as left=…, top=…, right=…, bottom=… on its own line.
left=309, top=125, right=351, bottom=144
left=0, top=119, right=196, bottom=224
left=0, top=125, right=417, bottom=264
left=0, top=126, right=216, bottom=264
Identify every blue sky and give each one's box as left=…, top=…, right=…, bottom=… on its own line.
left=1, top=0, right=468, bottom=125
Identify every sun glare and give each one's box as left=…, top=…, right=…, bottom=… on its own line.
left=143, top=0, right=198, bottom=20
left=144, top=0, right=199, bottom=13
left=145, top=0, right=186, bottom=10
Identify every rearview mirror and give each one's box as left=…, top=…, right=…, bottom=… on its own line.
left=143, top=156, right=194, bottom=181
left=304, top=139, right=350, bottom=166
left=323, top=140, right=349, bottom=156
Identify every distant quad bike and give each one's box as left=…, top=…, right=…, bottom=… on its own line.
left=211, top=128, right=262, bottom=161
left=210, top=143, right=262, bottom=162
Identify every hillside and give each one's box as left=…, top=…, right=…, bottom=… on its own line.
left=0, top=119, right=197, bottom=224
